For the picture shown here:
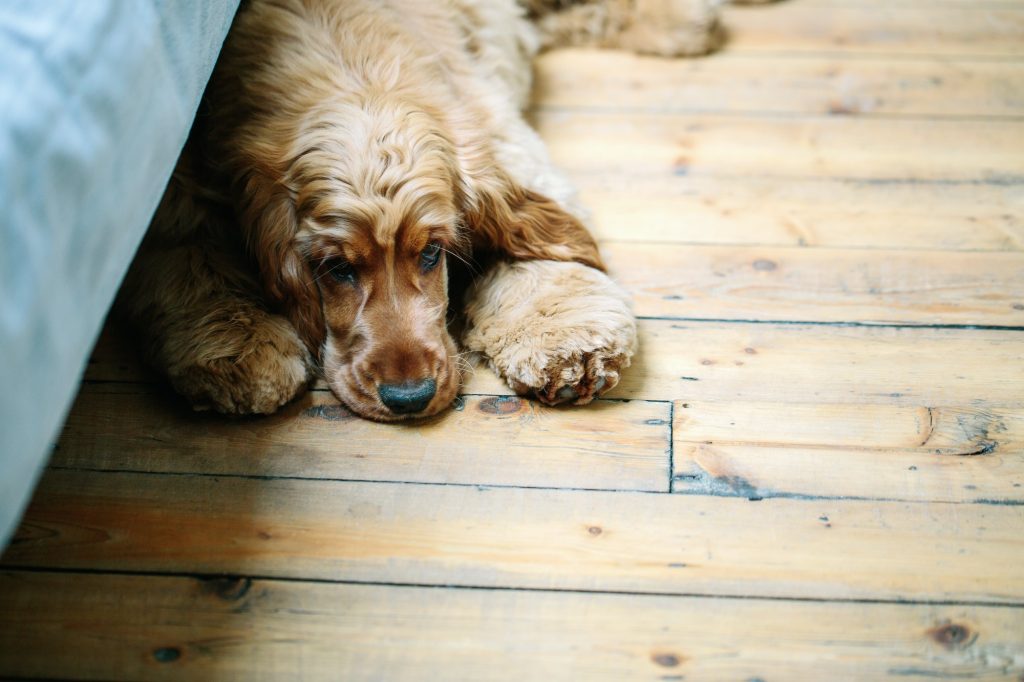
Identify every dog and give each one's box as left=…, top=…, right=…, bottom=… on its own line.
left=119, top=0, right=725, bottom=421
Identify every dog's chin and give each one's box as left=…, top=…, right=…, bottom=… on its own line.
left=326, top=363, right=462, bottom=423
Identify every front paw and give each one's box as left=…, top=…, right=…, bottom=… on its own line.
left=166, top=315, right=312, bottom=415
left=463, top=260, right=637, bottom=406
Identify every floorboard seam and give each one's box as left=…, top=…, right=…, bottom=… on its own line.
left=3, top=565, right=1022, bottom=609
left=667, top=401, right=675, bottom=494
left=43, top=465, right=670, bottom=496
left=651, top=317, right=1024, bottom=331
left=535, top=104, right=1024, bottom=123
left=42, top=465, right=1024, bottom=506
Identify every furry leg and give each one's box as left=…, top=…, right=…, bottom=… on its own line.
left=458, top=34, right=639, bottom=404
left=463, top=260, right=637, bottom=405
left=119, top=182, right=312, bottom=415
left=527, top=0, right=724, bottom=57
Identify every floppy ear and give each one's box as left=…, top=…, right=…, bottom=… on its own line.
left=238, top=173, right=327, bottom=358
left=461, top=169, right=605, bottom=272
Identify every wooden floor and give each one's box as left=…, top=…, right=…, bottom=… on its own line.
left=3, top=0, right=1024, bottom=679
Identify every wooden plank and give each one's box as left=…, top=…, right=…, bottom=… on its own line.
left=721, top=3, right=1024, bottom=57
left=577, top=174, right=1024, bottom=249
left=603, top=242, right=1024, bottom=326
left=2, top=571, right=1023, bottom=682
left=85, top=321, right=1024, bottom=406
left=534, top=112, right=1024, bottom=182
left=51, top=386, right=670, bottom=493
left=5, top=471, right=1024, bottom=603
left=610, top=320, right=1024, bottom=406
left=673, top=401, right=1024, bottom=502
left=798, top=0, right=1024, bottom=7
left=535, top=50, right=1024, bottom=118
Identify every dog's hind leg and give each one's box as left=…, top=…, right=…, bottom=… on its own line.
left=118, top=169, right=312, bottom=415
left=524, top=0, right=724, bottom=57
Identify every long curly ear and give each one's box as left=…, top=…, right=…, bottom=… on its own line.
left=238, top=174, right=326, bottom=358
left=461, top=168, right=605, bottom=271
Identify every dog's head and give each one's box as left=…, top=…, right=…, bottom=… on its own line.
left=227, top=96, right=600, bottom=421
left=237, top=104, right=472, bottom=421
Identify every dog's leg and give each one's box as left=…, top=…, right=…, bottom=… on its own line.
left=527, top=0, right=724, bottom=57
left=458, top=108, right=637, bottom=405
left=119, top=175, right=312, bottom=415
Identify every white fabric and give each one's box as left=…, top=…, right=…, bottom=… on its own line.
left=0, top=0, right=240, bottom=544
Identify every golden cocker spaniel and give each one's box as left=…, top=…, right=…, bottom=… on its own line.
left=121, top=0, right=725, bottom=421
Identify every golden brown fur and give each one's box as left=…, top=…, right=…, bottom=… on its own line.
left=120, top=0, right=726, bottom=420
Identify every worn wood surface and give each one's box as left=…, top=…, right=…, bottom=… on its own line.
left=581, top=175, right=1023, bottom=249
left=536, top=50, right=1024, bottom=118
left=722, top=3, right=1024, bottom=57
left=2, top=571, right=1021, bottom=682
left=604, top=242, right=1024, bottom=325
left=612, top=320, right=1024, bottom=406
left=52, top=386, right=670, bottom=492
left=673, top=401, right=1024, bottom=502
left=7, top=470, right=1024, bottom=603
left=4, top=0, right=1024, bottom=678
left=535, top=114, right=1024, bottom=181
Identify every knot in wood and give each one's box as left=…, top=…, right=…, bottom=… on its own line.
left=929, top=622, right=973, bottom=649
left=651, top=652, right=683, bottom=668
left=478, top=396, right=522, bottom=415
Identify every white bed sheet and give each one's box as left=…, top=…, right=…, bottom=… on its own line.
left=0, top=0, right=240, bottom=544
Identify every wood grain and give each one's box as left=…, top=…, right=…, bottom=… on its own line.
left=611, top=320, right=1024, bottom=406
left=673, top=401, right=1024, bottom=502
left=5, top=471, right=1024, bottom=603
left=798, top=1, right=1024, bottom=6
left=534, top=112, right=1024, bottom=182
left=52, top=386, right=670, bottom=492
left=535, top=50, right=1024, bottom=118
left=578, top=175, right=1024, bottom=249
left=603, top=242, right=1024, bottom=325
left=1, top=570, right=1022, bottom=682
left=721, top=3, right=1024, bottom=57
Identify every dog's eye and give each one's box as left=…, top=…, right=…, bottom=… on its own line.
left=326, top=259, right=356, bottom=284
left=420, top=242, right=442, bottom=271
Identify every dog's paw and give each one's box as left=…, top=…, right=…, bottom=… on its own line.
left=166, top=315, right=312, bottom=415
left=463, top=260, right=637, bottom=406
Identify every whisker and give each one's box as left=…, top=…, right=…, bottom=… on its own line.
left=442, top=246, right=479, bottom=276
left=311, top=260, right=343, bottom=286
left=312, top=270, right=333, bottom=285
left=452, top=350, right=478, bottom=379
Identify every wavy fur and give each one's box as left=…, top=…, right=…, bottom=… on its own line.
left=120, top=0, right=722, bottom=419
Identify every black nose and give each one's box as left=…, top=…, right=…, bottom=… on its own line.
left=377, top=379, right=437, bottom=415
